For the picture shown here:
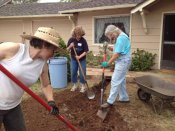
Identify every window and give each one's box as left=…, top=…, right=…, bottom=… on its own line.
left=94, top=16, right=130, bottom=44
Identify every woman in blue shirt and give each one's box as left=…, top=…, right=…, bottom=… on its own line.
left=101, top=25, right=131, bottom=108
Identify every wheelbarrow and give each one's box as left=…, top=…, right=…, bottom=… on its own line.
left=135, top=75, right=175, bottom=114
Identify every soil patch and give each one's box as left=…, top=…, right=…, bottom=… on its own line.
left=2, top=74, right=175, bottom=131
left=22, top=80, right=130, bottom=131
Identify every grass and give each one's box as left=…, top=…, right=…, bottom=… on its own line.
left=22, top=80, right=42, bottom=100
left=30, top=80, right=42, bottom=92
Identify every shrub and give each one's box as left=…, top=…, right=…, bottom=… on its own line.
left=130, top=48, right=156, bottom=71
left=86, top=43, right=114, bottom=69
left=86, top=51, right=102, bottom=67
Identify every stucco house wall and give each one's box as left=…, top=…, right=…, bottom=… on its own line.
left=131, top=0, right=175, bottom=69
left=0, top=19, right=23, bottom=42
left=0, top=8, right=131, bottom=53
left=0, top=17, right=73, bottom=43
left=1, top=0, right=174, bottom=69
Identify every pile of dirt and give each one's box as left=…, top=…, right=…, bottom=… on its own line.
left=22, top=81, right=129, bottom=131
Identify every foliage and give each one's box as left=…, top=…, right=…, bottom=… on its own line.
left=12, top=0, right=38, bottom=4
left=87, top=42, right=114, bottom=69
left=98, top=43, right=112, bottom=62
left=54, top=38, right=71, bottom=82
left=86, top=51, right=102, bottom=67
left=130, top=48, right=156, bottom=71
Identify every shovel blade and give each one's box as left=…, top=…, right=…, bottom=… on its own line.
left=87, top=90, right=95, bottom=99
left=97, top=109, right=108, bottom=121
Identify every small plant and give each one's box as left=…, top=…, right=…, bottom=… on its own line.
left=86, top=51, right=102, bottom=67
left=86, top=42, right=114, bottom=70
left=130, top=48, right=156, bottom=71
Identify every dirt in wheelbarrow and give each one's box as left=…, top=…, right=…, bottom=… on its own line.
left=20, top=76, right=175, bottom=131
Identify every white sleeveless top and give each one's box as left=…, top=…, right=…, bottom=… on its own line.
left=0, top=43, right=45, bottom=110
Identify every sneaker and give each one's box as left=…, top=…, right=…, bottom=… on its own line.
left=100, top=102, right=113, bottom=109
left=70, top=83, right=78, bottom=91
left=80, top=83, right=86, bottom=93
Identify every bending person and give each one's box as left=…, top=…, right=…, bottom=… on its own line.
left=101, top=25, right=131, bottom=108
left=0, top=27, right=60, bottom=131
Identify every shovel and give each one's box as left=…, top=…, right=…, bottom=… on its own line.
left=72, top=47, right=95, bottom=100
left=0, top=64, right=77, bottom=131
left=97, top=42, right=108, bottom=121
left=96, top=68, right=108, bottom=121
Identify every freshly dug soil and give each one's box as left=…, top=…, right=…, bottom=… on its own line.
left=21, top=80, right=130, bottom=131
left=20, top=73, right=175, bottom=131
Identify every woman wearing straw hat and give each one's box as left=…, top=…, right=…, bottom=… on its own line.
left=0, top=27, right=60, bottom=131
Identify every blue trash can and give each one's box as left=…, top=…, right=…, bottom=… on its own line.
left=48, top=57, right=67, bottom=89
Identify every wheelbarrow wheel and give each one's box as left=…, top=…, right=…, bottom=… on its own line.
left=137, top=88, right=151, bottom=102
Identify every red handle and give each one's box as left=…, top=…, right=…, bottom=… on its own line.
left=0, top=64, right=77, bottom=131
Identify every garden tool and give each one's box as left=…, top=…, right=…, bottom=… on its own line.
left=97, top=42, right=109, bottom=121
left=0, top=64, right=77, bottom=131
left=72, top=47, right=95, bottom=100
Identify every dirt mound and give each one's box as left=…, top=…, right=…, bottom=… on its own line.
left=22, top=82, right=130, bottom=131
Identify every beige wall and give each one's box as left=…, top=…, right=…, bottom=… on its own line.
left=1, top=0, right=174, bottom=69
left=0, top=20, right=23, bottom=42
left=131, top=0, right=175, bottom=69
left=0, top=8, right=131, bottom=52
left=0, top=17, right=72, bottom=44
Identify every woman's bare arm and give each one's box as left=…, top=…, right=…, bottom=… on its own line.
left=40, top=63, right=54, bottom=101
left=0, top=42, right=20, bottom=60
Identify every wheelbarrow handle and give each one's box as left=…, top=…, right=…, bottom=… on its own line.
left=0, top=64, right=77, bottom=131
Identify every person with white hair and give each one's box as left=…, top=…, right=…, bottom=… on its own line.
left=0, top=27, right=60, bottom=131
left=101, top=24, right=131, bottom=108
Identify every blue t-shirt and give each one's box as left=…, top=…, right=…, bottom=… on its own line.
left=114, top=32, right=131, bottom=55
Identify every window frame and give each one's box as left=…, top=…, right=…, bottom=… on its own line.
left=92, top=14, right=131, bottom=46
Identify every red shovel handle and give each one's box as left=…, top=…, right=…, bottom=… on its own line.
left=0, top=64, right=76, bottom=131
left=102, top=53, right=107, bottom=73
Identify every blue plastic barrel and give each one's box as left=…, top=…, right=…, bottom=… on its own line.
left=48, top=57, right=67, bottom=89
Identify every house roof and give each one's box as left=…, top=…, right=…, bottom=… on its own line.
left=131, top=0, right=157, bottom=14
left=0, top=0, right=144, bottom=17
left=0, top=0, right=11, bottom=8
left=60, top=0, right=145, bottom=13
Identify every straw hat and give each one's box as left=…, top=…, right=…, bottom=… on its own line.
left=21, top=27, right=61, bottom=48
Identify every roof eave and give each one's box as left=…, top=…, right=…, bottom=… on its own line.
left=131, top=0, right=157, bottom=14
left=59, top=4, right=137, bottom=14
left=0, top=13, right=73, bottom=19
left=0, top=0, right=11, bottom=8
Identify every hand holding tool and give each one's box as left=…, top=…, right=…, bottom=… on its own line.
left=48, top=101, right=59, bottom=115
left=72, top=47, right=95, bottom=100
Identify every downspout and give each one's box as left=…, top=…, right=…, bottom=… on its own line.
left=139, top=9, right=148, bottom=34
left=68, top=13, right=78, bottom=28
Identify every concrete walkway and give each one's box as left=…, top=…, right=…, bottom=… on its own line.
left=127, top=70, right=175, bottom=84
left=87, top=67, right=175, bottom=84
